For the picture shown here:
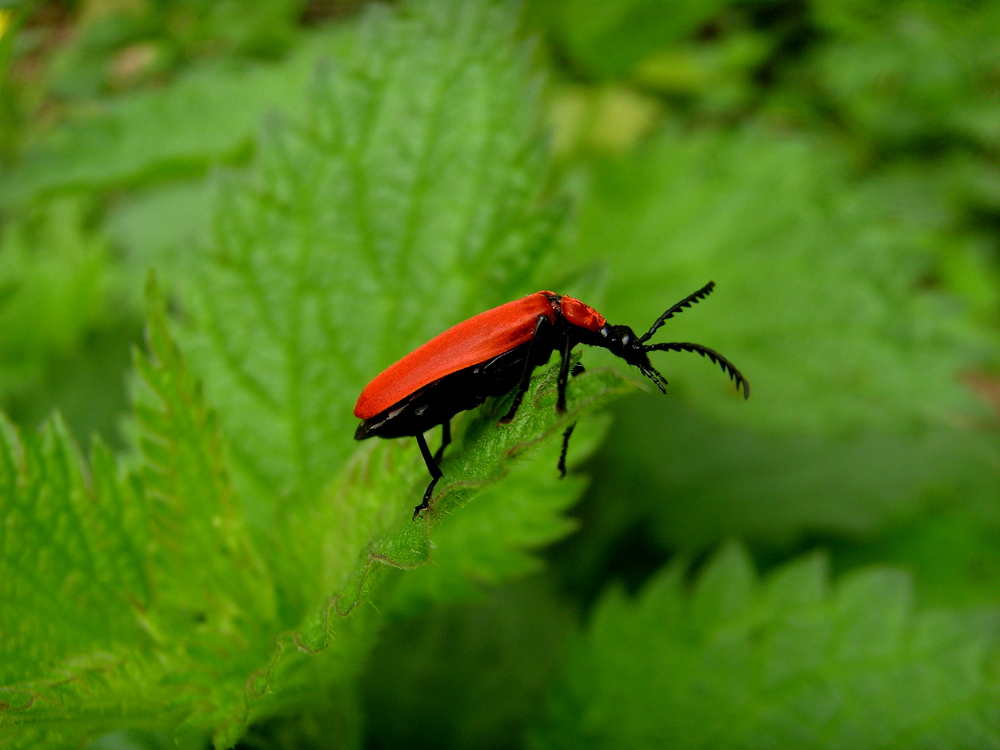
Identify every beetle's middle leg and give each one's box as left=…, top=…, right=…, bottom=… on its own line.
left=500, top=314, right=551, bottom=424
left=556, top=362, right=585, bottom=478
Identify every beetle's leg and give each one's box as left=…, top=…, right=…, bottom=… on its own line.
left=434, top=419, right=451, bottom=464
left=556, top=333, right=573, bottom=413
left=500, top=314, right=551, bottom=424
left=557, top=423, right=576, bottom=478
left=556, top=362, right=585, bottom=477
left=413, top=431, right=443, bottom=519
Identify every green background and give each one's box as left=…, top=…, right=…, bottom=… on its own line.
left=0, top=0, right=998, bottom=747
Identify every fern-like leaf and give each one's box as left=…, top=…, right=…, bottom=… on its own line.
left=530, top=543, right=1000, bottom=749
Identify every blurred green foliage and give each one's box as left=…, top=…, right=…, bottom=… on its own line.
left=0, top=0, right=998, bottom=748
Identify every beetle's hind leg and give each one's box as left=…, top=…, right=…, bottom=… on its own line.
left=557, top=423, right=576, bottom=478
left=413, top=432, right=443, bottom=519
left=433, top=419, right=451, bottom=464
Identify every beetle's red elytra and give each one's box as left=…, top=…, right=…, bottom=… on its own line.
left=354, top=283, right=748, bottom=519
left=355, top=293, right=559, bottom=420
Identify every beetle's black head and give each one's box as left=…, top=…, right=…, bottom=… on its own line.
left=594, top=282, right=750, bottom=400
left=596, top=323, right=670, bottom=392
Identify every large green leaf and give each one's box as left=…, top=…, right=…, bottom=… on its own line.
left=177, top=0, right=563, bottom=532
left=0, top=415, right=149, bottom=694
left=0, top=285, right=274, bottom=748
left=0, top=242, right=626, bottom=750
left=1, top=1, right=631, bottom=745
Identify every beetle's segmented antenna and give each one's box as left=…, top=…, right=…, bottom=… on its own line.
left=644, top=341, right=750, bottom=399
left=639, top=281, right=716, bottom=344
left=640, top=364, right=668, bottom=393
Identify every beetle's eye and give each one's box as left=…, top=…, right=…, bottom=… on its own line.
left=620, top=332, right=631, bottom=347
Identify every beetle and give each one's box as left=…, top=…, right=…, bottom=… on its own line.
left=354, top=281, right=748, bottom=519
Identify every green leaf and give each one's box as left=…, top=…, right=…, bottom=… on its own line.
left=132, top=278, right=276, bottom=642
left=2, top=1, right=631, bottom=745
left=530, top=543, right=1000, bottom=749
left=177, top=0, right=563, bottom=538
left=0, top=416, right=149, bottom=692
left=0, top=280, right=273, bottom=747
left=171, top=0, right=631, bottom=730
left=1, top=1, right=643, bottom=744
left=0, top=280, right=379, bottom=749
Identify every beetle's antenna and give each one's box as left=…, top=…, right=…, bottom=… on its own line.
left=639, top=281, right=716, bottom=344
left=644, top=341, right=750, bottom=399
left=639, top=363, right=668, bottom=394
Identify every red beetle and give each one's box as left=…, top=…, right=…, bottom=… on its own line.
left=355, top=282, right=748, bottom=518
